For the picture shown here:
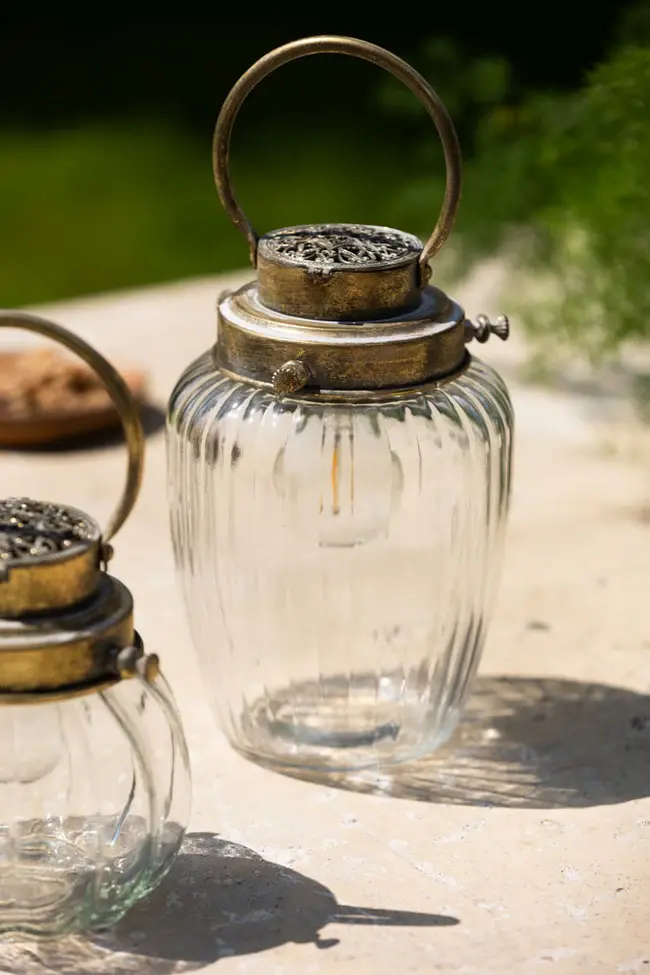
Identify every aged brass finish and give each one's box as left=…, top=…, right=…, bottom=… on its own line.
left=0, top=630, right=161, bottom=704
left=0, top=576, right=133, bottom=697
left=0, top=313, right=154, bottom=699
left=0, top=311, right=144, bottom=545
left=216, top=282, right=467, bottom=392
left=272, top=360, right=310, bottom=396
left=465, top=314, right=510, bottom=344
left=257, top=225, right=423, bottom=321
left=213, top=35, right=462, bottom=275
left=212, top=37, right=510, bottom=392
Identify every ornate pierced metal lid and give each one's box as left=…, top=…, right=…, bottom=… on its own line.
left=211, top=36, right=509, bottom=393
left=260, top=225, right=421, bottom=272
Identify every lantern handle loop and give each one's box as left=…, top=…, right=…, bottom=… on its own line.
left=213, top=35, right=462, bottom=277
left=0, top=311, right=144, bottom=545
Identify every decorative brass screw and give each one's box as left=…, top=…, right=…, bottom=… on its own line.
left=272, top=360, right=310, bottom=395
left=464, top=314, right=510, bottom=344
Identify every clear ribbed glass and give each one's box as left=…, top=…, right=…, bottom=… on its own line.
left=167, top=355, right=512, bottom=773
left=0, top=672, right=190, bottom=940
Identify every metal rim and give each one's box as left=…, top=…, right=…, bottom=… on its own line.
left=0, top=632, right=159, bottom=703
left=0, top=310, right=144, bottom=544
left=215, top=282, right=467, bottom=391
left=212, top=35, right=462, bottom=275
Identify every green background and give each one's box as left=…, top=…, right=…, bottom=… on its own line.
left=0, top=8, right=629, bottom=310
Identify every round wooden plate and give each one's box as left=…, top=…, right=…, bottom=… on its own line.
left=0, top=351, right=149, bottom=447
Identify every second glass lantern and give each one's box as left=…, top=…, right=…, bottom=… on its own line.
left=0, top=312, right=190, bottom=939
left=167, top=36, right=514, bottom=773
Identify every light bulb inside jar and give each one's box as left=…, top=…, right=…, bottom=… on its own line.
left=0, top=704, right=63, bottom=784
left=273, top=411, right=403, bottom=547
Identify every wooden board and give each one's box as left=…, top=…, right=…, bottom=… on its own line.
left=0, top=351, right=148, bottom=447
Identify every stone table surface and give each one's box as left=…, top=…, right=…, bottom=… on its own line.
left=1, top=268, right=649, bottom=974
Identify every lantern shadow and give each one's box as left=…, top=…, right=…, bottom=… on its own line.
left=0, top=832, right=458, bottom=974
left=274, top=675, right=650, bottom=809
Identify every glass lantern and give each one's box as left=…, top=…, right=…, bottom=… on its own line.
left=0, top=312, right=190, bottom=940
left=167, top=37, right=513, bottom=775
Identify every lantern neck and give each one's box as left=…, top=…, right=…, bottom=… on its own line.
left=256, top=223, right=427, bottom=321
left=216, top=281, right=468, bottom=393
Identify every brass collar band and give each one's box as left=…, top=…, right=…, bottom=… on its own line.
left=216, top=281, right=467, bottom=392
left=0, top=576, right=156, bottom=701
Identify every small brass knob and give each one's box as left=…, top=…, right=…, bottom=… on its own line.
left=272, top=360, right=310, bottom=395
left=115, top=643, right=160, bottom=683
left=465, top=314, right=510, bottom=344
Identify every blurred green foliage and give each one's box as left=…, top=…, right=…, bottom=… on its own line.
left=382, top=25, right=650, bottom=356
left=2, top=7, right=648, bottom=361
left=0, top=123, right=402, bottom=306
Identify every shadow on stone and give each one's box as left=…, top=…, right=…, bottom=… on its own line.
left=0, top=833, right=459, bottom=974
left=275, top=675, right=650, bottom=810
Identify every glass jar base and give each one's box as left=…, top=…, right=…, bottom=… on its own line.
left=0, top=869, right=85, bottom=940
left=232, top=674, right=462, bottom=774
left=0, top=817, right=160, bottom=940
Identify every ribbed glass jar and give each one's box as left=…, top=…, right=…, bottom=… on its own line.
left=167, top=354, right=512, bottom=773
left=0, top=672, right=190, bottom=940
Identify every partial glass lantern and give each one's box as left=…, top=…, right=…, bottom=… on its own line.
left=0, top=312, right=190, bottom=941
left=167, top=36, right=514, bottom=776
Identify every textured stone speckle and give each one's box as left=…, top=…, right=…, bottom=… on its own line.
left=0, top=267, right=647, bottom=974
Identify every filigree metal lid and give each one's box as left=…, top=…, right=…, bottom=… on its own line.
left=0, top=574, right=135, bottom=697
left=0, top=498, right=102, bottom=617
left=0, top=498, right=97, bottom=564
left=259, top=225, right=422, bottom=272
left=256, top=224, right=424, bottom=320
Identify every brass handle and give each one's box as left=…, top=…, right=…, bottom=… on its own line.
left=213, top=35, right=462, bottom=276
left=0, top=310, right=144, bottom=544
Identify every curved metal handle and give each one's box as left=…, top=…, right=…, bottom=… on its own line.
left=135, top=662, right=191, bottom=891
left=0, top=310, right=144, bottom=544
left=213, top=35, right=462, bottom=275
